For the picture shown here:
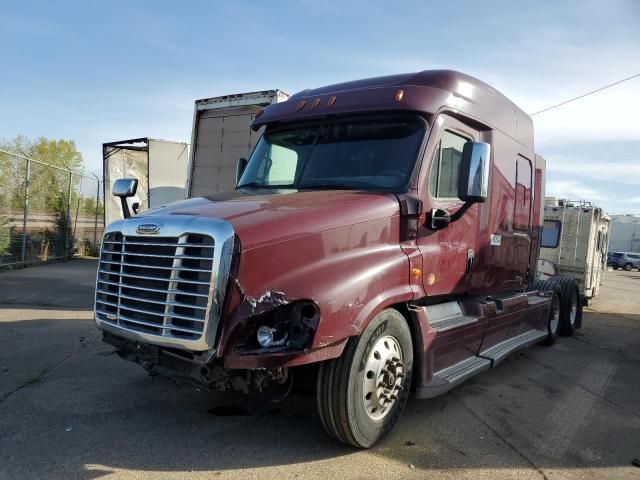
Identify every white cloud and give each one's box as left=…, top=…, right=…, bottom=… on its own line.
left=546, top=180, right=606, bottom=201
left=546, top=159, right=640, bottom=186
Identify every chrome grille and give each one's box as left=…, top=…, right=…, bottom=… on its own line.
left=95, top=232, right=215, bottom=341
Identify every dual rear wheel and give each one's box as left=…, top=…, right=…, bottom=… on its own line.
left=533, top=275, right=582, bottom=344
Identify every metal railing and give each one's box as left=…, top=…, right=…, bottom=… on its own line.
left=0, top=148, right=104, bottom=268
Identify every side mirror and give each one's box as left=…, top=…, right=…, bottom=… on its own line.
left=112, top=178, right=138, bottom=218
left=236, top=157, right=248, bottom=185
left=458, top=142, right=491, bottom=203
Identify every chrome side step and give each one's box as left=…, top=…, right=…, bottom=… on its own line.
left=416, top=356, right=491, bottom=399
left=479, top=330, right=546, bottom=366
left=429, top=314, right=478, bottom=332
left=421, top=302, right=479, bottom=332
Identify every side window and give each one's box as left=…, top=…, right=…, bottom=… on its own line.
left=541, top=220, right=561, bottom=248
left=264, top=144, right=298, bottom=185
left=429, top=130, right=468, bottom=198
left=514, top=157, right=532, bottom=231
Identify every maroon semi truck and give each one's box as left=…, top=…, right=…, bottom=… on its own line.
left=96, top=70, right=581, bottom=448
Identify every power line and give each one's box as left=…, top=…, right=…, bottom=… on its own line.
left=529, top=72, right=640, bottom=116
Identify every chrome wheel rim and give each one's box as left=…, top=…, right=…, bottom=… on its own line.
left=569, top=289, right=578, bottom=326
left=550, top=293, right=560, bottom=333
left=362, top=335, right=405, bottom=421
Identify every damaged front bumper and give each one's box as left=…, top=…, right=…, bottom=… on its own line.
left=103, top=329, right=347, bottom=392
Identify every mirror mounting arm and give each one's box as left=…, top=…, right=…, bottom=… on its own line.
left=120, top=197, right=132, bottom=219
left=450, top=201, right=473, bottom=223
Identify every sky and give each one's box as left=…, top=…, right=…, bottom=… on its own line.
left=1, top=0, right=639, bottom=213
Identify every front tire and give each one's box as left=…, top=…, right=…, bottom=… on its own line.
left=624, top=263, right=632, bottom=271
left=316, top=308, right=413, bottom=448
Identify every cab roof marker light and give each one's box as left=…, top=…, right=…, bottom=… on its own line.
left=327, top=96, right=337, bottom=108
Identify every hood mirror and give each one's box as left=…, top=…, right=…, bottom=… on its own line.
left=113, top=178, right=138, bottom=198
left=112, top=178, right=138, bottom=218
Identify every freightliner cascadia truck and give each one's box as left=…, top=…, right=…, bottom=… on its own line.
left=96, top=70, right=582, bottom=448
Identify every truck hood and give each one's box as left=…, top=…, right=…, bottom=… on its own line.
left=140, top=189, right=401, bottom=251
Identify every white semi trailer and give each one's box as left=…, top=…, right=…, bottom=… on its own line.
left=186, top=90, right=289, bottom=197
left=102, top=138, right=189, bottom=226
left=537, top=198, right=610, bottom=305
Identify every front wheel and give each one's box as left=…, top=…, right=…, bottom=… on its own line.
left=624, top=263, right=633, bottom=271
left=316, top=308, right=413, bottom=448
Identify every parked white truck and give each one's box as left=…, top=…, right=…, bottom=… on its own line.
left=537, top=198, right=610, bottom=306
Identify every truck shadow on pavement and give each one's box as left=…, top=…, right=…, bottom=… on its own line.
left=1, top=312, right=639, bottom=479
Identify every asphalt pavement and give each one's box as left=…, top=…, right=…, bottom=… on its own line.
left=0, top=260, right=638, bottom=479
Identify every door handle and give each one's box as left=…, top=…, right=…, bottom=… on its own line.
left=466, top=249, right=474, bottom=274
left=429, top=208, right=451, bottom=230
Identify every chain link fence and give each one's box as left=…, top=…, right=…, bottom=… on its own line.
left=0, top=148, right=104, bottom=268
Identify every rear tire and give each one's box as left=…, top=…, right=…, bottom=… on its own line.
left=549, top=275, right=581, bottom=335
left=316, top=308, right=413, bottom=448
left=532, top=280, right=561, bottom=346
left=624, top=263, right=632, bottom=271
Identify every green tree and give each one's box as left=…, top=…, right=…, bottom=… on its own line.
left=1, top=136, right=83, bottom=171
left=0, top=136, right=87, bottom=261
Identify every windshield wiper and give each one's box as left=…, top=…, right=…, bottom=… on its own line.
left=298, top=184, right=353, bottom=190
left=299, top=181, right=372, bottom=190
left=237, top=182, right=275, bottom=189
left=237, top=183, right=301, bottom=190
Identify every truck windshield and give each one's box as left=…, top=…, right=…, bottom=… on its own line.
left=238, top=117, right=426, bottom=191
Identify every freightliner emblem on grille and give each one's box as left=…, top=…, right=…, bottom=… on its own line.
left=136, top=223, right=161, bottom=234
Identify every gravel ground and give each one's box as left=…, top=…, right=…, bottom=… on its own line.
left=0, top=260, right=638, bottom=480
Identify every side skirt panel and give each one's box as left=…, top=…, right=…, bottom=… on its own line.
left=416, top=355, right=490, bottom=399
left=478, top=329, right=546, bottom=366
left=415, top=328, right=546, bottom=399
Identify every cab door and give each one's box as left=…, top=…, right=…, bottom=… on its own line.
left=417, top=115, right=480, bottom=296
